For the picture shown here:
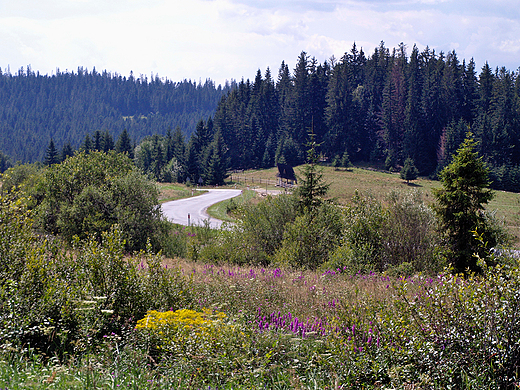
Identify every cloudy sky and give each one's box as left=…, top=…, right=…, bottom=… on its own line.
left=1, top=0, right=519, bottom=85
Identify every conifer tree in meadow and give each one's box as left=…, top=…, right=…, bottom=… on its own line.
left=433, top=133, right=496, bottom=273
left=400, top=157, right=419, bottom=184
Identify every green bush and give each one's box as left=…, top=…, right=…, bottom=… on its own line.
left=200, top=194, right=300, bottom=266
left=273, top=202, right=344, bottom=270
left=0, top=188, right=193, bottom=359
left=33, top=150, right=166, bottom=252
left=330, top=191, right=443, bottom=274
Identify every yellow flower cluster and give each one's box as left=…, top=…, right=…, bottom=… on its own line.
left=135, top=308, right=226, bottom=331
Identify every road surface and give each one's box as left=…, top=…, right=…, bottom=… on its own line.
left=161, top=189, right=242, bottom=228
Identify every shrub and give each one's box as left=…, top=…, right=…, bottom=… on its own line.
left=381, top=259, right=520, bottom=388
left=0, top=188, right=193, bottom=359
left=273, top=202, right=344, bottom=270
left=200, top=194, right=300, bottom=266
left=33, top=150, right=166, bottom=252
left=330, top=191, right=443, bottom=274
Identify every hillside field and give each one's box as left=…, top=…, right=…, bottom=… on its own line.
left=226, top=165, right=520, bottom=246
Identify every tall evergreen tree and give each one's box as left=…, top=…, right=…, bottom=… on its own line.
left=115, top=129, right=134, bottom=158
left=93, top=130, right=103, bottom=151
left=102, top=130, right=114, bottom=152
left=81, top=135, right=93, bottom=154
left=433, top=133, right=495, bottom=273
left=381, top=49, right=407, bottom=169
left=185, top=139, right=199, bottom=184
left=202, top=130, right=229, bottom=186
left=297, top=133, right=329, bottom=212
left=60, top=141, right=74, bottom=162
left=44, top=139, right=59, bottom=166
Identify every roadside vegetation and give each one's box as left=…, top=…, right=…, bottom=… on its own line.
left=1, top=136, right=520, bottom=388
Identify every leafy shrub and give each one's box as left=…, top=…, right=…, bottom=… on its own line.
left=200, top=194, right=300, bottom=266
left=380, top=259, right=520, bottom=388
left=0, top=188, right=193, bottom=359
left=33, top=150, right=167, bottom=252
left=273, top=202, right=344, bottom=270
left=330, top=191, right=443, bottom=274
left=0, top=163, right=43, bottom=208
left=0, top=192, right=35, bottom=281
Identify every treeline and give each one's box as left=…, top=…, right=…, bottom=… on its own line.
left=40, top=119, right=228, bottom=187
left=0, top=66, right=232, bottom=163
left=210, top=43, right=520, bottom=191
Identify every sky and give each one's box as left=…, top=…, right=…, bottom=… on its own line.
left=1, top=0, right=519, bottom=86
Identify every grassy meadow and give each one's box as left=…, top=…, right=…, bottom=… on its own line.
left=230, top=165, right=520, bottom=246
left=1, top=163, right=520, bottom=388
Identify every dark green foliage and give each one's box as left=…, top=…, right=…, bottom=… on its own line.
left=400, top=157, right=419, bottom=183
left=115, top=128, right=134, bottom=158
left=59, top=141, right=74, bottom=162
left=201, top=131, right=229, bottom=186
left=433, top=133, right=496, bottom=273
left=44, top=139, right=59, bottom=166
left=207, top=44, right=520, bottom=192
left=33, top=150, right=166, bottom=252
left=296, top=135, right=330, bottom=211
left=0, top=69, right=231, bottom=163
left=0, top=151, right=12, bottom=173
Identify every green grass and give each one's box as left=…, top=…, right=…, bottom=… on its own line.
left=157, top=183, right=206, bottom=203
left=235, top=164, right=520, bottom=246
left=206, top=189, right=256, bottom=222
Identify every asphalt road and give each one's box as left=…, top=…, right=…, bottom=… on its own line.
left=161, top=189, right=242, bottom=229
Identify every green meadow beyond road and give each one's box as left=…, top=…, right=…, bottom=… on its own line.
left=161, top=189, right=242, bottom=228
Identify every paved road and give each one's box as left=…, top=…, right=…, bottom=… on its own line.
left=161, top=189, right=242, bottom=228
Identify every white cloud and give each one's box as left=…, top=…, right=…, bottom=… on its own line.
left=0, top=0, right=519, bottom=83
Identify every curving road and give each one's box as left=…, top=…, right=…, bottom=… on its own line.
left=161, top=189, right=242, bottom=229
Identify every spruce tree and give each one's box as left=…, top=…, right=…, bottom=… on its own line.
left=81, top=135, right=93, bottom=154
left=60, top=141, right=74, bottom=162
left=400, top=157, right=419, bottom=183
left=297, top=133, right=329, bottom=212
left=93, top=130, right=103, bottom=151
left=115, top=129, right=134, bottom=158
left=102, top=130, right=114, bottom=152
left=433, top=133, right=495, bottom=273
left=44, top=139, right=59, bottom=166
left=202, top=131, right=228, bottom=186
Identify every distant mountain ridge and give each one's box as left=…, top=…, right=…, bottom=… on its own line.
left=0, top=66, right=233, bottom=163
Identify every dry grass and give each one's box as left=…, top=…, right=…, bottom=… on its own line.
left=163, top=257, right=399, bottom=326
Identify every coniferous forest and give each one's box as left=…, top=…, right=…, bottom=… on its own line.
left=1, top=42, right=520, bottom=191
left=0, top=66, right=232, bottom=163
left=212, top=43, right=520, bottom=191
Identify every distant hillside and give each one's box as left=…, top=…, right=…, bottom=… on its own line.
left=0, top=66, right=233, bottom=163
